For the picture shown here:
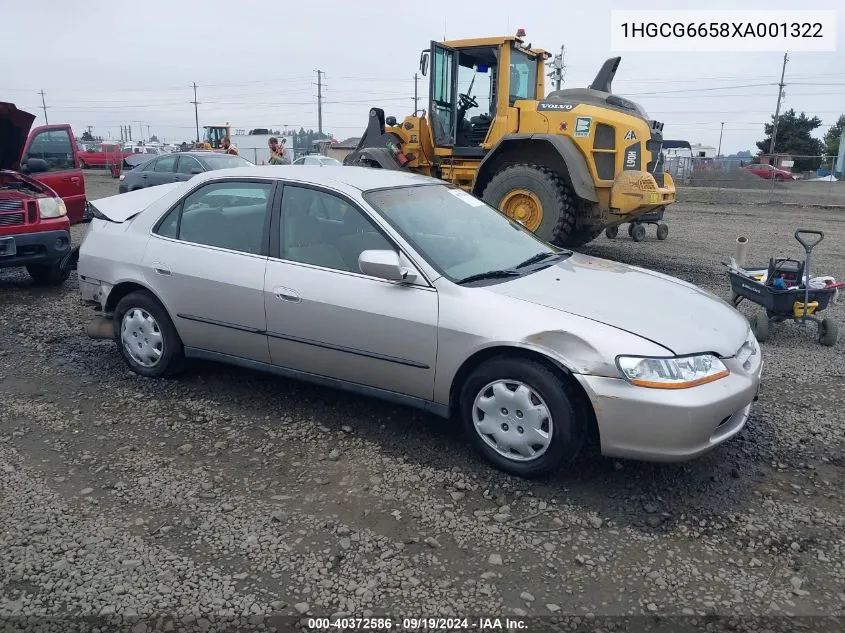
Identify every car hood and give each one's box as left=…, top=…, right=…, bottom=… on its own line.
left=0, top=102, right=36, bottom=171
left=91, top=182, right=182, bottom=222
left=0, top=169, right=57, bottom=197
left=491, top=253, right=750, bottom=357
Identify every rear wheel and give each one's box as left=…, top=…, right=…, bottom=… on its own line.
left=481, top=164, right=576, bottom=247
left=26, top=261, right=70, bottom=286
left=459, top=357, right=586, bottom=478
left=656, top=223, right=669, bottom=240
left=114, top=291, right=186, bottom=378
left=605, top=226, right=619, bottom=239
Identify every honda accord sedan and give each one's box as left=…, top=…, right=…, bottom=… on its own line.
left=76, top=166, right=762, bottom=477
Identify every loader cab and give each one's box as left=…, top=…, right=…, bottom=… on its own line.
left=422, top=35, right=546, bottom=156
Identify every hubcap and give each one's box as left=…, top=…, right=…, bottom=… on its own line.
left=472, top=380, right=553, bottom=462
left=120, top=308, right=164, bottom=368
left=500, top=189, right=543, bottom=232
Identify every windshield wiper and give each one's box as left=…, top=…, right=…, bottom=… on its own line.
left=456, top=269, right=522, bottom=285
left=515, top=250, right=569, bottom=269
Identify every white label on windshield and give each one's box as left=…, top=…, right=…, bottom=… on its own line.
left=448, top=188, right=485, bottom=207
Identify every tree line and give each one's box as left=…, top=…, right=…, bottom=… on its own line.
left=754, top=109, right=844, bottom=172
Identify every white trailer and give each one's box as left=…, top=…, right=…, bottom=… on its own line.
left=230, top=132, right=295, bottom=165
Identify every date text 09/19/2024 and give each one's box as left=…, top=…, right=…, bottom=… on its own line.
left=306, top=617, right=528, bottom=630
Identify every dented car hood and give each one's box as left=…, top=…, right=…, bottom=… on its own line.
left=492, top=253, right=750, bottom=357
left=0, top=102, right=36, bottom=171
left=90, top=182, right=182, bottom=222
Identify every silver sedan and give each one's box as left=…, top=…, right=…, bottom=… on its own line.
left=77, top=166, right=762, bottom=477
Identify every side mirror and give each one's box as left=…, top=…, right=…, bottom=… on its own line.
left=385, top=116, right=397, bottom=126
left=419, top=50, right=429, bottom=76
left=359, top=249, right=417, bottom=283
left=22, top=157, right=49, bottom=174
left=191, top=168, right=203, bottom=174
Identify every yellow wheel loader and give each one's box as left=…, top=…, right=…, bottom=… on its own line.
left=344, top=32, right=677, bottom=247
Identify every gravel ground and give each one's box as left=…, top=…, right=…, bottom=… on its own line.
left=1, top=193, right=844, bottom=632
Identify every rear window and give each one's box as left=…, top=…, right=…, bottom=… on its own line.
left=200, top=154, right=253, bottom=170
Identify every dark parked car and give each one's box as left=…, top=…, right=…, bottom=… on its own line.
left=118, top=151, right=252, bottom=193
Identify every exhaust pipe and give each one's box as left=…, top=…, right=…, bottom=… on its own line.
left=86, top=316, right=115, bottom=340
left=735, top=236, right=748, bottom=268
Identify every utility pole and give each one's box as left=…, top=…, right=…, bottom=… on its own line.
left=146, top=124, right=151, bottom=140
left=547, top=45, right=565, bottom=92
left=717, top=122, right=725, bottom=158
left=314, top=70, right=324, bottom=134
left=38, top=90, right=49, bottom=124
left=414, top=73, right=420, bottom=113
left=769, top=52, right=789, bottom=156
left=190, top=82, right=200, bottom=143
left=133, top=121, right=145, bottom=143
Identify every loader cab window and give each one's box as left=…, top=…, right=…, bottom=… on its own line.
left=509, top=47, right=537, bottom=104
left=430, top=44, right=456, bottom=146
left=454, top=47, right=497, bottom=149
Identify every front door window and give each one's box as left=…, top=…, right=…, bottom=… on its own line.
left=430, top=43, right=456, bottom=146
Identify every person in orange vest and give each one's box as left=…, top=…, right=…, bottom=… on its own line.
left=221, top=137, right=239, bottom=156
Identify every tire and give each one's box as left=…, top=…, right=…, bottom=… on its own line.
left=26, top=261, right=70, bottom=286
left=631, top=224, right=647, bottom=242
left=656, top=223, right=669, bottom=240
left=481, top=164, right=577, bottom=247
left=819, top=318, right=838, bottom=347
left=605, top=226, right=619, bottom=239
left=113, top=291, right=186, bottom=378
left=627, top=223, right=634, bottom=237
left=79, top=159, right=87, bottom=169
left=459, top=356, right=586, bottom=478
left=751, top=313, right=770, bottom=343
left=564, top=227, right=604, bottom=247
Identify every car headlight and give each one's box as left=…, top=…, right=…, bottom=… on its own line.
left=119, top=174, right=125, bottom=181
left=37, top=197, right=67, bottom=219
left=616, top=354, right=729, bottom=389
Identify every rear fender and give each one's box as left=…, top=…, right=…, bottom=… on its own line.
left=473, top=134, right=598, bottom=203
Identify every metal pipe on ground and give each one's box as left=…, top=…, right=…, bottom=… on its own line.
left=86, top=316, right=115, bottom=340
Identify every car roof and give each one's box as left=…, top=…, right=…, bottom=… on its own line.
left=190, top=165, right=440, bottom=192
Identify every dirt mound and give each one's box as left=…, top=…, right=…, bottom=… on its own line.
left=685, top=168, right=784, bottom=190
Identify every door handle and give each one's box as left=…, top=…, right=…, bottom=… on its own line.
left=152, top=262, right=171, bottom=276
left=274, top=287, right=301, bottom=303
left=70, top=177, right=81, bottom=185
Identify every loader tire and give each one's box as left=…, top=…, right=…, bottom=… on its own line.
left=481, top=164, right=576, bottom=247
left=562, top=227, right=604, bottom=247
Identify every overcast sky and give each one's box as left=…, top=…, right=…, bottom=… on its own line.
left=5, top=0, right=843, bottom=153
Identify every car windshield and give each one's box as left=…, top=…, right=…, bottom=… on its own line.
left=199, top=154, right=253, bottom=169
left=364, top=184, right=568, bottom=283
left=319, top=157, right=341, bottom=165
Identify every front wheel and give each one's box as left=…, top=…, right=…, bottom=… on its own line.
left=481, top=164, right=577, bottom=247
left=656, top=223, right=669, bottom=240
left=631, top=224, right=647, bottom=242
left=26, top=261, right=70, bottom=286
left=751, top=312, right=770, bottom=343
left=605, top=226, right=619, bottom=239
left=114, top=291, right=186, bottom=378
left=459, top=357, right=585, bottom=478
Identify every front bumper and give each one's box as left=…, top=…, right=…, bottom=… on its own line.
left=575, top=351, right=762, bottom=462
left=0, top=229, right=71, bottom=269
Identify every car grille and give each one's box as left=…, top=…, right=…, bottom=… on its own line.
left=0, top=199, right=25, bottom=212
left=0, top=211, right=25, bottom=227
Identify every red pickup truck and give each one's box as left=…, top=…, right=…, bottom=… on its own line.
left=1, top=102, right=86, bottom=285
left=78, top=142, right=133, bottom=169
